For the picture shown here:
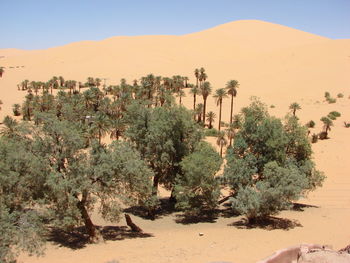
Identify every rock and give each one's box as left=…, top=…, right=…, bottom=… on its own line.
left=199, top=232, right=204, bottom=236
left=298, top=250, right=350, bottom=263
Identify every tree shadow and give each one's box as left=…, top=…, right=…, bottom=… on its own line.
left=228, top=216, right=302, bottom=231
left=123, top=197, right=177, bottom=220
left=175, top=210, right=219, bottom=224
left=47, top=225, right=153, bottom=250
left=291, top=202, right=319, bottom=212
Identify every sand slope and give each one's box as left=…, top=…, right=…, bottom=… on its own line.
left=0, top=20, right=349, bottom=263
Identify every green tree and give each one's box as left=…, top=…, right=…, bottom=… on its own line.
left=216, top=131, right=227, bottom=157
left=225, top=80, right=239, bottom=124
left=213, top=88, right=228, bottom=130
left=174, top=142, right=222, bottom=215
left=12, top=103, right=21, bottom=116
left=320, top=116, right=333, bottom=139
left=31, top=116, right=154, bottom=242
left=224, top=98, right=324, bottom=222
left=289, top=102, right=301, bottom=116
left=0, top=136, right=46, bottom=262
left=89, top=112, right=111, bottom=145
left=206, top=111, right=216, bottom=129
left=125, top=103, right=203, bottom=199
left=200, top=81, right=212, bottom=126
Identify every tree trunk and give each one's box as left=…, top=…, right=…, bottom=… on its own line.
left=152, top=174, right=159, bottom=196
left=76, top=193, right=102, bottom=243
left=125, top=214, right=143, bottom=232
left=220, top=145, right=223, bottom=157
left=203, top=97, right=207, bottom=125
left=218, top=101, right=222, bottom=130
left=230, top=95, right=233, bottom=124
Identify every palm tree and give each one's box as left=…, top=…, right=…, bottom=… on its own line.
left=195, top=103, right=204, bottom=123
left=200, top=81, right=212, bottom=125
left=206, top=111, right=216, bottom=129
left=226, top=114, right=242, bottom=146
left=194, top=68, right=200, bottom=89
left=0, top=67, right=4, bottom=78
left=110, top=118, right=125, bottom=141
left=12, top=104, right=21, bottom=116
left=320, top=117, right=333, bottom=139
left=213, top=88, right=228, bottom=130
left=289, top=102, right=301, bottom=116
left=189, top=84, right=198, bottom=112
left=0, top=116, right=20, bottom=138
left=89, top=113, right=111, bottom=145
left=199, top=67, right=207, bottom=88
left=225, top=80, right=239, bottom=124
left=216, top=131, right=227, bottom=157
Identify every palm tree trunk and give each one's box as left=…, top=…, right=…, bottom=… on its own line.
left=230, top=95, right=233, bottom=124
left=220, top=145, right=223, bottom=157
left=203, top=97, right=207, bottom=125
left=219, top=101, right=222, bottom=130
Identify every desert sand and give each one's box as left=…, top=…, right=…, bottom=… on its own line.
left=1, top=20, right=349, bottom=263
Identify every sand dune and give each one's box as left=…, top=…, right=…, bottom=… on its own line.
left=1, top=20, right=350, bottom=263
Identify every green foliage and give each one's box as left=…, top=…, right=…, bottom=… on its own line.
left=324, top=92, right=336, bottom=103
left=337, top=93, right=344, bottom=98
left=289, top=102, right=301, bottom=116
left=125, top=103, right=203, bottom=192
left=175, top=142, right=222, bottom=214
left=306, top=120, right=316, bottom=128
left=0, top=136, right=46, bottom=262
left=328, top=111, right=341, bottom=120
left=324, top=91, right=330, bottom=98
left=204, top=127, right=219, bottom=137
left=12, top=103, right=21, bottom=116
left=224, top=98, right=324, bottom=221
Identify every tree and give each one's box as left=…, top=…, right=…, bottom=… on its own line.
left=320, top=116, right=333, bottom=139
left=31, top=115, right=154, bottom=242
left=174, top=142, right=222, bottom=215
left=88, top=112, right=111, bottom=145
left=225, top=80, right=239, bottom=124
left=189, top=84, right=199, bottom=112
left=195, top=103, right=204, bottom=123
left=0, top=136, right=46, bottom=262
left=125, top=103, right=203, bottom=199
left=0, top=116, right=24, bottom=138
left=110, top=118, right=126, bottom=141
left=213, top=88, right=228, bottom=130
left=216, top=131, right=227, bottom=157
left=200, top=81, right=212, bottom=126
left=206, top=111, right=216, bottom=129
left=289, top=102, right=301, bottom=116
left=12, top=104, right=21, bottom=116
left=223, top=98, right=324, bottom=222
left=226, top=114, right=241, bottom=146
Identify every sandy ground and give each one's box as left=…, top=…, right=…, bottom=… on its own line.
left=0, top=20, right=349, bottom=263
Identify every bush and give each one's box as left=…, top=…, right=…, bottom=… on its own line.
left=328, top=111, right=341, bottom=120
left=12, top=104, right=21, bottom=116
left=327, top=97, right=337, bottom=104
left=175, top=142, right=222, bottom=214
left=311, top=133, right=318, bottom=143
left=204, top=128, right=219, bottom=137
left=337, top=93, right=344, bottom=98
left=324, top=92, right=330, bottom=98
left=306, top=120, right=315, bottom=128
left=344, top=122, right=350, bottom=128
left=224, top=98, right=324, bottom=222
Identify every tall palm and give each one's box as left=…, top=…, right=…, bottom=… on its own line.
left=225, top=80, right=239, bottom=124
left=213, top=88, right=228, bottom=130
left=200, top=81, right=212, bottom=125
left=289, top=102, right=301, bottom=116
left=206, top=111, right=216, bottom=129
left=199, top=67, right=207, bottom=88
left=194, top=68, right=200, bottom=89
left=189, top=84, right=198, bottom=112
left=216, top=131, right=227, bottom=157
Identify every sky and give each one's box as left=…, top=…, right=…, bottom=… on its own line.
left=1, top=0, right=350, bottom=50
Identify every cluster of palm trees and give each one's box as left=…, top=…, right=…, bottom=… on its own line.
left=14, top=69, right=240, bottom=156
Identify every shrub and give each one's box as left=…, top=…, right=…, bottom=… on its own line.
left=327, top=97, right=337, bottom=104
left=337, top=93, right=344, bottom=98
left=328, top=111, right=341, bottom=120
left=270, top=105, right=275, bottom=108
left=311, top=133, right=318, bottom=143
left=204, top=128, right=219, bottom=137
left=324, top=92, right=330, bottom=98
left=12, top=104, right=21, bottom=116
left=344, top=122, right=350, bottom=128
left=175, top=142, right=222, bottom=215
left=224, top=98, right=324, bottom=222
left=306, top=120, right=315, bottom=128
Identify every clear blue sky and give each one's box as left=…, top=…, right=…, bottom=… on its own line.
left=1, top=0, right=349, bottom=50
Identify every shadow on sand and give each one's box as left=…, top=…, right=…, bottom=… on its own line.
left=47, top=225, right=153, bottom=250
left=229, top=216, right=302, bottom=231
